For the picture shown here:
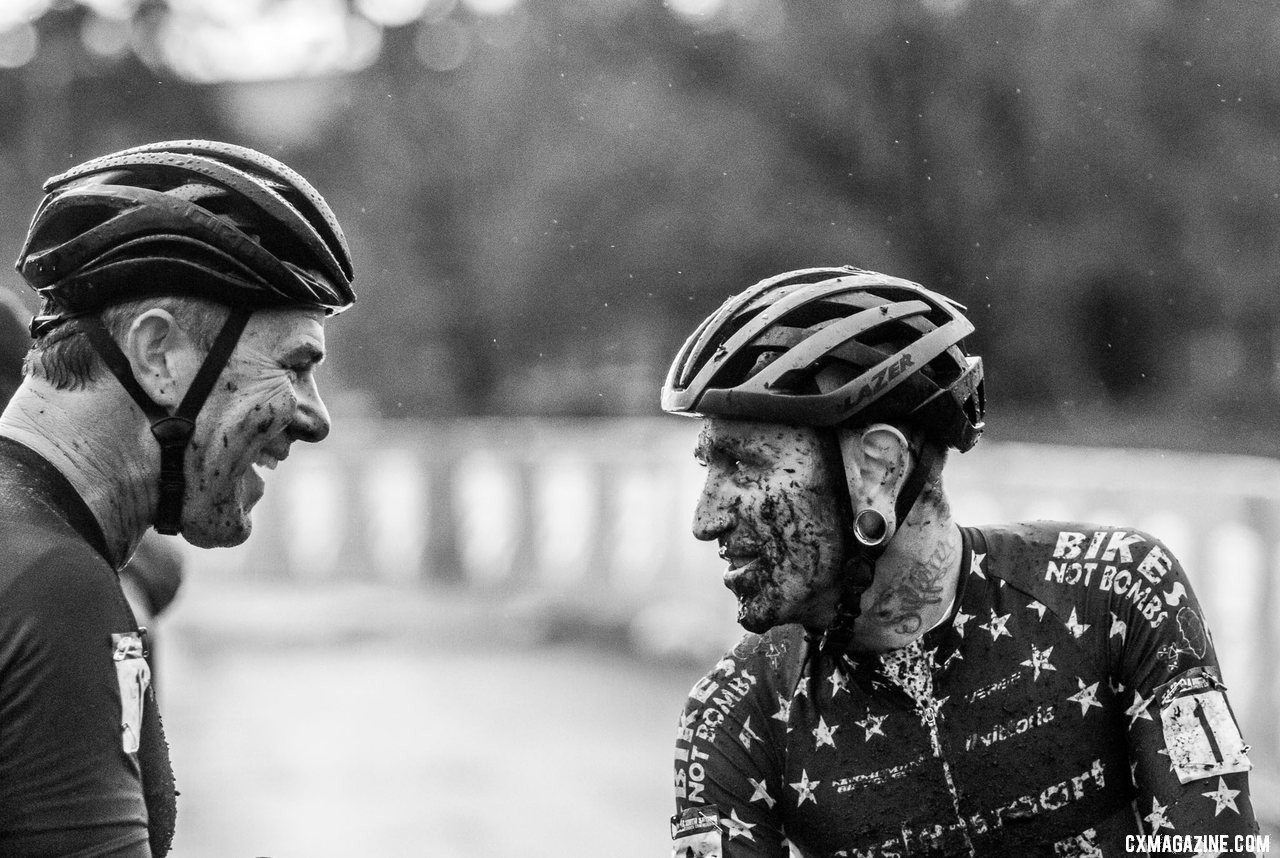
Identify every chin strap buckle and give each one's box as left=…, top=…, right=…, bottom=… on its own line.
left=150, top=417, right=195, bottom=535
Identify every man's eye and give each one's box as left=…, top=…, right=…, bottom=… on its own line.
left=697, top=453, right=751, bottom=475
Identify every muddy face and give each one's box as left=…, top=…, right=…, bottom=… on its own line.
left=180, top=307, right=330, bottom=548
left=692, top=418, right=844, bottom=633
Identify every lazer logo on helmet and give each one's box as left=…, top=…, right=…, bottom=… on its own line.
left=847, top=353, right=914, bottom=408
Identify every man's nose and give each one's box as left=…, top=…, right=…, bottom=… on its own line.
left=289, top=375, right=330, bottom=444
left=692, top=473, right=734, bottom=542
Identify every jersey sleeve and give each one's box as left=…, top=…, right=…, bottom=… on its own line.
left=1108, top=535, right=1259, bottom=845
left=0, top=543, right=152, bottom=856
left=672, top=647, right=790, bottom=858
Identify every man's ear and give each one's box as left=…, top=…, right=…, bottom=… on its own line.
left=121, top=309, right=200, bottom=408
left=836, top=423, right=912, bottom=525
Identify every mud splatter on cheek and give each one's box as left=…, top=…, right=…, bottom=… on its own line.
left=255, top=403, right=278, bottom=434
left=186, top=440, right=212, bottom=491
left=758, top=490, right=803, bottom=580
left=235, top=396, right=287, bottom=435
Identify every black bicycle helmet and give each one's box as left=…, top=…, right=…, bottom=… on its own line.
left=18, top=138, right=355, bottom=336
left=661, top=266, right=983, bottom=449
left=13, top=140, right=357, bottom=538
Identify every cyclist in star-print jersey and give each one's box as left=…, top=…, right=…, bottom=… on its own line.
left=660, top=267, right=1258, bottom=857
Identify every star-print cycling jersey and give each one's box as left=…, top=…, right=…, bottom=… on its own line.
left=671, top=523, right=1259, bottom=857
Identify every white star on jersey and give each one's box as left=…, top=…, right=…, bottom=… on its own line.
left=854, top=712, right=887, bottom=741
left=1126, top=691, right=1155, bottom=725
left=980, top=609, right=1012, bottom=641
left=1109, top=612, right=1128, bottom=644
left=1021, top=644, right=1057, bottom=681
left=1026, top=600, right=1047, bottom=620
left=1067, top=678, right=1103, bottom=717
left=772, top=694, right=791, bottom=723
left=1201, top=777, right=1241, bottom=816
left=1145, top=797, right=1174, bottom=832
left=812, top=716, right=838, bottom=749
left=790, top=770, right=820, bottom=805
left=726, top=808, right=757, bottom=841
left=952, top=609, right=975, bottom=636
left=828, top=668, right=849, bottom=697
left=748, top=776, right=776, bottom=809
left=1064, top=607, right=1092, bottom=639
left=971, top=551, right=987, bottom=578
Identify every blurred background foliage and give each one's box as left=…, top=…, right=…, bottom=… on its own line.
left=1, top=0, right=1277, bottom=453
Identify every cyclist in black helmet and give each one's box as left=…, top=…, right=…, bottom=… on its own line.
left=663, top=267, right=1257, bottom=857
left=0, top=288, right=184, bottom=672
left=0, top=140, right=355, bottom=857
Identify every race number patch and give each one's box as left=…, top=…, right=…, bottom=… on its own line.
left=671, top=806, right=723, bottom=858
left=111, top=632, right=150, bottom=754
left=1157, top=670, right=1250, bottom=784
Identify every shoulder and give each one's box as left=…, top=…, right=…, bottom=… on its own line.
left=0, top=463, right=105, bottom=582
left=678, top=625, right=808, bottom=724
left=712, top=625, right=807, bottom=693
left=981, top=519, right=1163, bottom=555
left=730, top=624, right=809, bottom=669
left=0, top=518, right=126, bottom=637
left=675, top=627, right=804, bottom=809
left=978, top=521, right=1179, bottom=576
left=975, top=521, right=1184, bottom=627
left=1, top=522, right=116, bottom=589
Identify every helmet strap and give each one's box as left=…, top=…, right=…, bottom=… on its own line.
left=81, top=307, right=252, bottom=536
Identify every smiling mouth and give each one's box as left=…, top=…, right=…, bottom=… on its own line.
left=722, top=553, right=763, bottom=592
left=249, top=449, right=288, bottom=480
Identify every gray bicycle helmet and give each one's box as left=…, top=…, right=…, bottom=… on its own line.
left=661, top=265, right=983, bottom=450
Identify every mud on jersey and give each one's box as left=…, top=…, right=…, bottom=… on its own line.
left=671, top=523, right=1258, bottom=857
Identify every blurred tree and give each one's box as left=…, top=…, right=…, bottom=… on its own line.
left=1, top=0, right=1277, bottom=452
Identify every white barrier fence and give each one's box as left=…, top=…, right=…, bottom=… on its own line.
left=184, top=417, right=1280, bottom=821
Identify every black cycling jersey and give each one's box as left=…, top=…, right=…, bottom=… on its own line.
left=672, top=523, right=1258, bottom=857
left=0, top=436, right=175, bottom=857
